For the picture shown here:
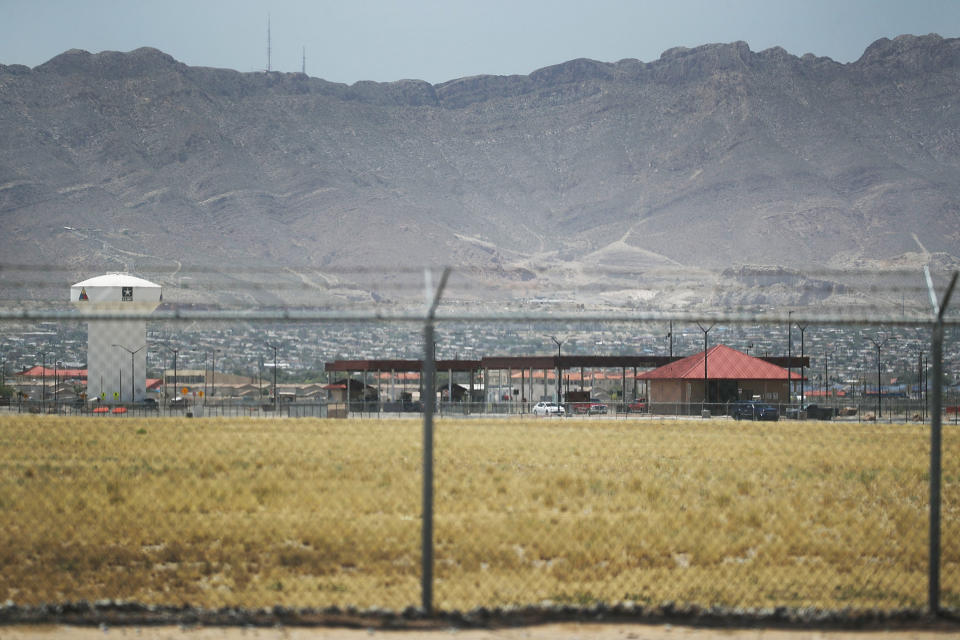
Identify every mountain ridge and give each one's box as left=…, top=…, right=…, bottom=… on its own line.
left=1, top=35, right=959, bottom=309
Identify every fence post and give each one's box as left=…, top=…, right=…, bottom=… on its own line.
left=925, top=268, right=957, bottom=615
left=421, top=320, right=435, bottom=613
left=421, top=268, right=450, bottom=614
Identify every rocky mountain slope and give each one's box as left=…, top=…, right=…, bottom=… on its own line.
left=1, top=34, right=959, bottom=310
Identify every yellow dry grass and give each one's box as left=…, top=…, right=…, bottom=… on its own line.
left=0, top=415, right=957, bottom=612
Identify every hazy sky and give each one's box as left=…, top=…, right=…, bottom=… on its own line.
left=2, top=0, right=959, bottom=85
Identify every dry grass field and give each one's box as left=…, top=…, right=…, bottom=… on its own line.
left=0, top=415, right=957, bottom=613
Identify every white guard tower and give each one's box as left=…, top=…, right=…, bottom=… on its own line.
left=71, top=273, right=162, bottom=403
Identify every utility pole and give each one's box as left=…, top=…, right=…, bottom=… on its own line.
left=267, top=14, right=272, bottom=72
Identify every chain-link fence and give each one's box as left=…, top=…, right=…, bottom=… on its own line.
left=0, top=266, right=958, bottom=624
left=0, top=408, right=957, bottom=614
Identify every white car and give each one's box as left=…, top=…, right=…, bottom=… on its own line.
left=532, top=401, right=565, bottom=416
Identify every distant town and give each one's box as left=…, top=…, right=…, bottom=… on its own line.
left=3, top=318, right=957, bottom=397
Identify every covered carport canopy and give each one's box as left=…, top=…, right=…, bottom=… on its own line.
left=481, top=355, right=675, bottom=369
left=481, top=355, right=680, bottom=404
left=325, top=359, right=482, bottom=373
left=323, top=354, right=809, bottom=406
left=324, top=359, right=484, bottom=405
left=325, top=355, right=804, bottom=373
left=324, top=356, right=680, bottom=405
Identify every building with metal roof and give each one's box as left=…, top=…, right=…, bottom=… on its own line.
left=636, top=344, right=804, bottom=407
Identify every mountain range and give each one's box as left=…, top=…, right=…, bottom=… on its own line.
left=2, top=34, right=959, bottom=311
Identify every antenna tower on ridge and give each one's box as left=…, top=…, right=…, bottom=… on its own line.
left=302, top=46, right=306, bottom=75
left=266, top=14, right=272, bottom=72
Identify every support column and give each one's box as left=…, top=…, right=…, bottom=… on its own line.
left=469, top=369, right=475, bottom=415
left=622, top=367, right=627, bottom=412
left=483, top=367, right=489, bottom=413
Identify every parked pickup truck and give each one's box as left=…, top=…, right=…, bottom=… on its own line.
left=571, top=400, right=608, bottom=415
left=731, top=402, right=779, bottom=421
left=626, top=400, right=647, bottom=413
left=804, top=404, right=836, bottom=420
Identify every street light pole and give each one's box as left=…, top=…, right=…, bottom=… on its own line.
left=869, top=334, right=890, bottom=419
left=922, top=353, right=928, bottom=422
left=666, top=321, right=673, bottom=358
left=160, top=346, right=178, bottom=411
left=40, top=352, right=56, bottom=412
left=112, top=344, right=145, bottom=403
left=550, top=336, right=564, bottom=408
left=267, top=343, right=279, bottom=412
left=209, top=349, right=221, bottom=398
left=787, top=311, right=793, bottom=408
left=697, top=322, right=715, bottom=408
left=171, top=348, right=178, bottom=405
left=917, top=347, right=924, bottom=403
left=41, top=352, right=47, bottom=411
left=796, top=323, right=807, bottom=409
left=54, top=360, right=60, bottom=414
left=824, top=345, right=830, bottom=398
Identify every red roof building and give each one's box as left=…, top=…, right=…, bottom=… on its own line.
left=636, top=344, right=801, bottom=408
left=18, top=366, right=87, bottom=380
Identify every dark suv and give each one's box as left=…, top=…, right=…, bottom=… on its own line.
left=731, top=402, right=779, bottom=421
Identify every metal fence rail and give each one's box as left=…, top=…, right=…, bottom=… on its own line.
left=8, top=397, right=960, bottom=423
left=0, top=267, right=957, bottom=621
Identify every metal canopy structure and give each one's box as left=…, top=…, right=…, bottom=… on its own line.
left=324, top=359, right=481, bottom=372
left=325, top=354, right=806, bottom=374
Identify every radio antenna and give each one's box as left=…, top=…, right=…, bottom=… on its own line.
left=302, top=46, right=306, bottom=75
left=266, top=14, right=272, bottom=72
